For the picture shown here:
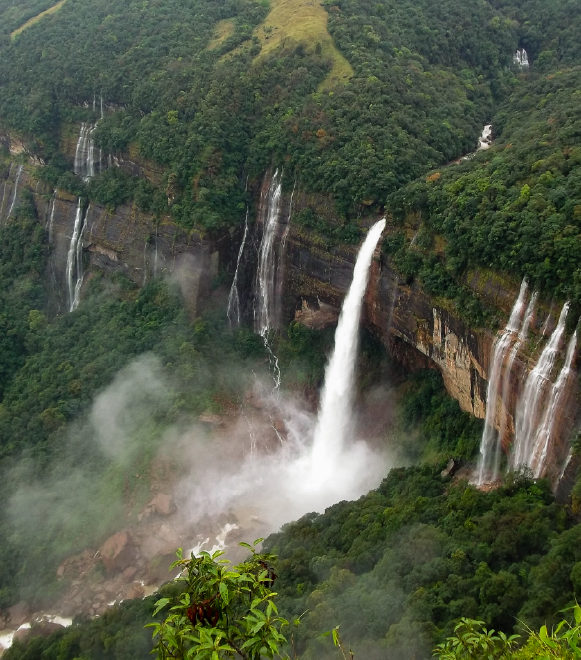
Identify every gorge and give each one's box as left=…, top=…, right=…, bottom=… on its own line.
left=1, top=0, right=581, bottom=656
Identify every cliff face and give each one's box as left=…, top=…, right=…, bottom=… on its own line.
left=1, top=159, right=578, bottom=482
left=0, top=163, right=230, bottom=318
left=285, top=216, right=491, bottom=419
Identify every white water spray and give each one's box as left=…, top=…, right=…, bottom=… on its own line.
left=512, top=302, right=570, bottom=469
left=530, top=331, right=577, bottom=478
left=227, top=210, right=249, bottom=327
left=7, top=165, right=23, bottom=219
left=311, top=219, right=386, bottom=475
left=476, top=280, right=528, bottom=484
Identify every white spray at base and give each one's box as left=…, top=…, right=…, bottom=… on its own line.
left=179, top=219, right=390, bottom=530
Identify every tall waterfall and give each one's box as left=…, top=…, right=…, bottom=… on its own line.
left=256, top=170, right=283, bottom=335
left=511, top=302, right=570, bottom=470
left=514, top=48, right=530, bottom=69
left=7, top=165, right=24, bottom=219
left=311, top=219, right=386, bottom=470
left=66, top=199, right=87, bottom=312
left=74, top=124, right=100, bottom=179
left=529, top=332, right=577, bottom=478
left=254, top=169, right=293, bottom=390
left=476, top=280, right=528, bottom=485
left=227, top=210, right=249, bottom=327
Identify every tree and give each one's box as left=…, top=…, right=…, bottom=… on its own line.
left=148, top=542, right=295, bottom=660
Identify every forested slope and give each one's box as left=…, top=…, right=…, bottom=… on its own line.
left=1, top=0, right=581, bottom=657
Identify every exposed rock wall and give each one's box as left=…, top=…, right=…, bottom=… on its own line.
left=1, top=160, right=578, bottom=481
left=0, top=164, right=230, bottom=319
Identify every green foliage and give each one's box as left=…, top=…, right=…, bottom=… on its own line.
left=434, top=618, right=520, bottom=659
left=401, top=369, right=483, bottom=461
left=388, top=64, right=581, bottom=316
left=149, top=542, right=292, bottom=659
left=264, top=468, right=562, bottom=658
left=3, top=582, right=181, bottom=660
left=434, top=605, right=581, bottom=660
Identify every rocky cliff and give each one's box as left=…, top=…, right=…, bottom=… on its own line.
left=1, top=157, right=578, bottom=483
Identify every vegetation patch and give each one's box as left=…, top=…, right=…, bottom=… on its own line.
left=10, top=0, right=67, bottom=39
left=253, top=0, right=353, bottom=88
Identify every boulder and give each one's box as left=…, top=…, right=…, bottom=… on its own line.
left=99, top=531, right=135, bottom=574
left=7, top=602, right=29, bottom=627
left=148, top=493, right=174, bottom=516
left=13, top=621, right=64, bottom=644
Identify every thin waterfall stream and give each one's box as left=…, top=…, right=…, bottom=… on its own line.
left=227, top=209, right=249, bottom=327
left=7, top=165, right=23, bottom=219
left=255, top=169, right=286, bottom=391
left=66, top=200, right=87, bottom=312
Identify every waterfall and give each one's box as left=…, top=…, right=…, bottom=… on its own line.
left=256, top=169, right=283, bottom=335
left=514, top=48, right=530, bottom=69
left=497, top=292, right=538, bottom=446
left=255, top=169, right=292, bottom=391
left=227, top=209, right=249, bottom=327
left=478, top=125, right=493, bottom=150
left=48, top=191, right=57, bottom=243
left=66, top=199, right=87, bottom=312
left=7, top=165, right=24, bottom=219
left=72, top=204, right=89, bottom=310
left=311, top=219, right=386, bottom=471
left=74, top=123, right=99, bottom=180
left=476, top=280, right=528, bottom=485
left=511, top=302, right=570, bottom=470
left=530, top=331, right=577, bottom=478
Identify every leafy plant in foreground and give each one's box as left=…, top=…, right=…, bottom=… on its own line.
left=148, top=542, right=294, bottom=660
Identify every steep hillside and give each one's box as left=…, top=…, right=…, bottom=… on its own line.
left=1, top=0, right=581, bottom=658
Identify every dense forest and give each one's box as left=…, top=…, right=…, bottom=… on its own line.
left=1, top=0, right=581, bottom=657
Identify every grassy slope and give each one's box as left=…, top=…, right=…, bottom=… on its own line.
left=220, top=0, right=353, bottom=88
left=10, top=0, right=67, bottom=39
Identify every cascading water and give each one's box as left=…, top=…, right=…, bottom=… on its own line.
left=512, top=302, right=570, bottom=470
left=514, top=48, right=530, bottom=69
left=476, top=280, right=528, bottom=485
left=7, top=165, right=23, bottom=219
left=74, top=123, right=100, bottom=180
left=48, top=191, right=57, bottom=243
left=66, top=199, right=87, bottom=312
left=530, top=331, right=577, bottom=478
left=227, top=209, right=249, bottom=327
left=497, top=292, right=538, bottom=446
left=255, top=169, right=290, bottom=391
left=478, top=125, right=493, bottom=150
left=256, top=170, right=283, bottom=335
left=311, top=219, right=386, bottom=474
left=0, top=163, right=13, bottom=221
